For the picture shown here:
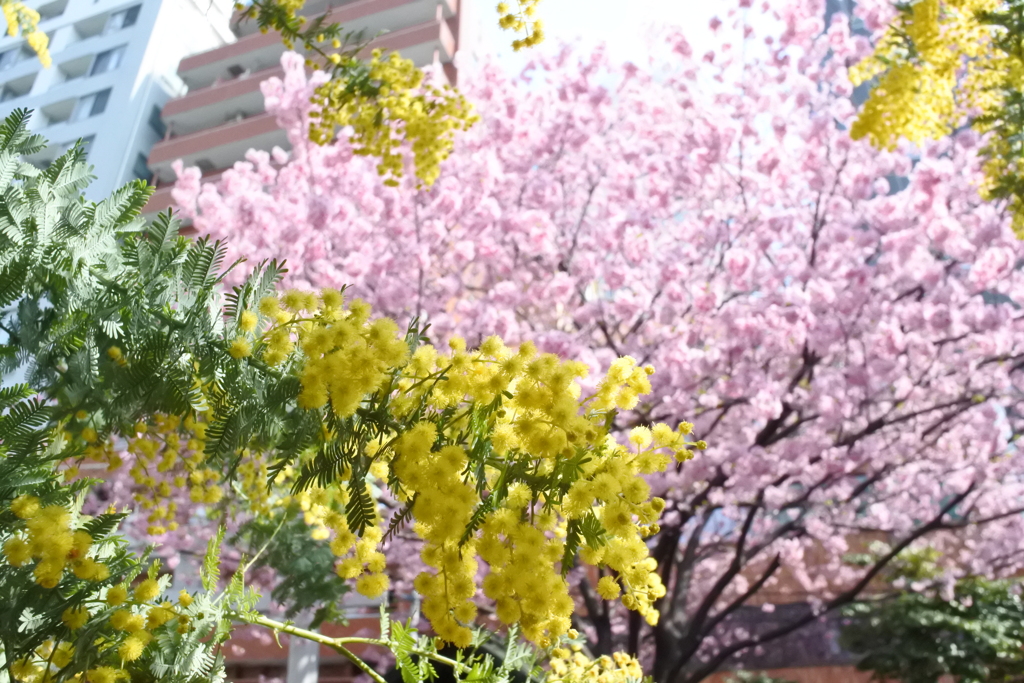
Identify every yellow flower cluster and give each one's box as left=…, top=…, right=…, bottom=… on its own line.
left=274, top=476, right=387, bottom=592
left=546, top=648, right=644, bottom=683
left=84, top=668, right=128, bottom=683
left=309, top=49, right=478, bottom=187
left=11, top=578, right=196, bottom=683
left=381, top=336, right=698, bottom=644
left=223, top=290, right=700, bottom=645
left=15, top=656, right=130, bottom=683
left=2, top=1, right=50, bottom=66
left=71, top=289, right=701, bottom=652
left=850, top=0, right=1024, bottom=229
left=81, top=413, right=282, bottom=537
left=2, top=495, right=108, bottom=587
left=850, top=0, right=1002, bottom=148
left=80, top=414, right=225, bottom=536
left=11, top=642, right=78, bottom=683
left=496, top=0, right=544, bottom=51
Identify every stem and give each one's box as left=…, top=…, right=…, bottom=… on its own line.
left=336, top=642, right=388, bottom=683
left=238, top=513, right=288, bottom=577
left=339, top=638, right=471, bottom=673
left=241, top=613, right=388, bottom=683
left=238, top=613, right=473, bottom=681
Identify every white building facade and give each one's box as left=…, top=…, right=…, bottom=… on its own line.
left=0, top=0, right=235, bottom=200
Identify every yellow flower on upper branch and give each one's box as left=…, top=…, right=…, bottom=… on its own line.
left=497, top=0, right=544, bottom=50
left=61, top=605, right=90, bottom=630
left=1, top=2, right=50, bottom=66
left=850, top=0, right=1024, bottom=231
left=309, top=49, right=478, bottom=188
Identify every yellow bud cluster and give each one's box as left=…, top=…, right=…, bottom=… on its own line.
left=84, top=667, right=128, bottom=683
left=84, top=412, right=228, bottom=536
left=2, top=495, right=108, bottom=587
left=309, top=49, right=478, bottom=187
left=850, top=0, right=1024, bottom=225
left=377, top=334, right=695, bottom=643
left=73, top=288, right=700, bottom=653
left=546, top=648, right=644, bottom=683
left=496, top=0, right=543, bottom=50
left=13, top=642, right=77, bottom=683
left=852, top=0, right=1010, bottom=148
left=1, top=2, right=50, bottom=66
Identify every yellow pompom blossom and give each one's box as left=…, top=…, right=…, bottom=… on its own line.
left=61, top=605, right=90, bottom=630
left=239, top=310, right=259, bottom=333
left=10, top=658, right=42, bottom=682
left=595, top=575, right=621, bottom=600
left=134, top=578, right=162, bottom=602
left=850, top=0, right=1024, bottom=231
left=546, top=649, right=644, bottom=683
left=11, top=494, right=40, bottom=518
left=496, top=0, right=544, bottom=51
left=229, top=337, right=253, bottom=359
left=109, top=609, right=146, bottom=632
left=309, top=49, right=478, bottom=188
left=117, top=631, right=152, bottom=661
left=51, top=642, right=75, bottom=669
left=2, top=497, right=109, bottom=588
left=84, top=667, right=128, bottom=683
left=106, top=584, right=128, bottom=606
left=1, top=2, right=50, bottom=66
left=3, top=537, right=31, bottom=566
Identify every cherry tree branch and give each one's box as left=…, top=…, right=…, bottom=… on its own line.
left=674, top=481, right=978, bottom=683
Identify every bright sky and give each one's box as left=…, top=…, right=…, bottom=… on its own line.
left=464, top=0, right=749, bottom=70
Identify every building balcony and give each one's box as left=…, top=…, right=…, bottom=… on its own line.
left=177, top=0, right=456, bottom=90
left=150, top=16, right=455, bottom=187
left=161, top=64, right=282, bottom=136
left=148, top=111, right=285, bottom=184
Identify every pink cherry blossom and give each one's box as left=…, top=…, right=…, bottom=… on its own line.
left=164, top=1, right=1024, bottom=679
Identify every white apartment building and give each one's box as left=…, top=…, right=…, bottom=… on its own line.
left=0, top=0, right=236, bottom=200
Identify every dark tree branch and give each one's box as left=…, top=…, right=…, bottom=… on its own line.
left=700, top=554, right=783, bottom=638
left=675, top=482, right=977, bottom=683
left=673, top=493, right=765, bottom=666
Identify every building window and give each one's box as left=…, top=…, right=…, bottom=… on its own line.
left=148, top=105, right=165, bottom=138
left=0, top=73, right=35, bottom=102
left=90, top=46, right=126, bottom=76
left=106, top=5, right=140, bottom=31
left=37, top=0, right=68, bottom=21
left=0, top=49, right=17, bottom=71
left=132, top=152, right=151, bottom=183
left=72, top=88, right=111, bottom=122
